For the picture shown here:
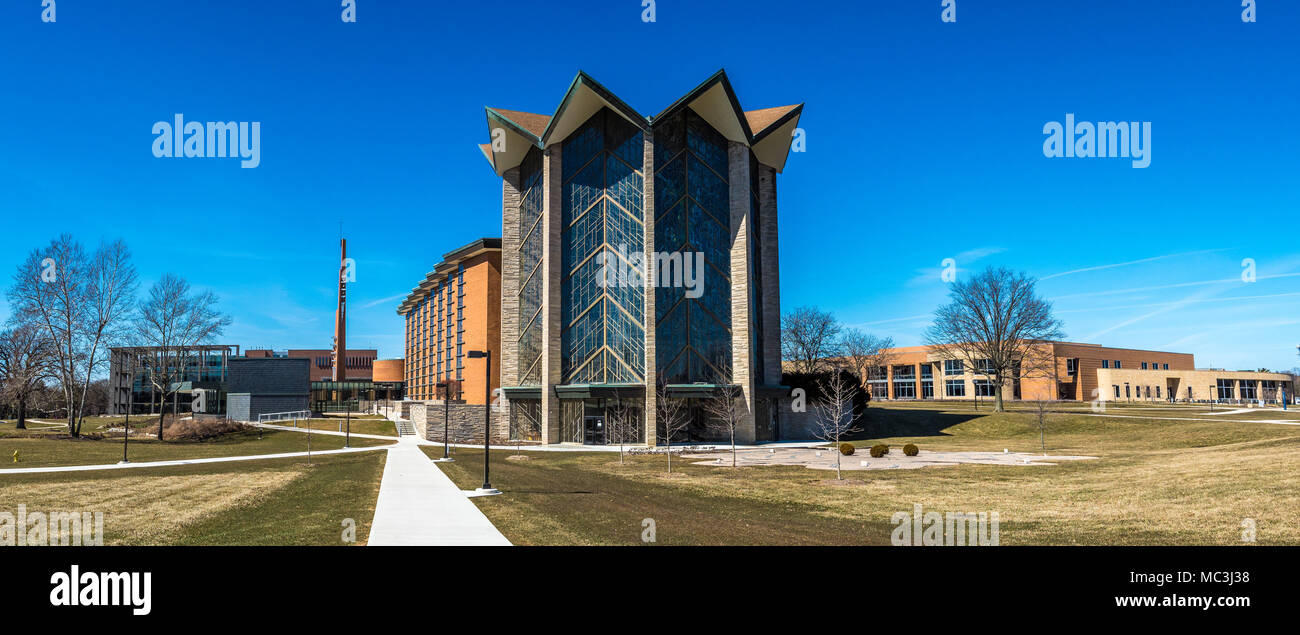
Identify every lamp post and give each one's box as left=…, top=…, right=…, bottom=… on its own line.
left=120, top=355, right=134, bottom=464
left=466, top=350, right=498, bottom=494
left=433, top=381, right=453, bottom=462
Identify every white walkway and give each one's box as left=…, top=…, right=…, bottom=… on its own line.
left=0, top=444, right=391, bottom=475
left=367, top=437, right=511, bottom=546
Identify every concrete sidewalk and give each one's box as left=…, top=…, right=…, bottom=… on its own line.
left=0, top=444, right=392, bottom=475
left=367, top=437, right=511, bottom=546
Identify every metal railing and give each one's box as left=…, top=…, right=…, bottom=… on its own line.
left=257, top=411, right=312, bottom=426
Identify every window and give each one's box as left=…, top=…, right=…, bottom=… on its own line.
left=1151, top=360, right=1158, bottom=369
left=1066, top=358, right=1078, bottom=376
left=895, top=382, right=916, bottom=399
left=1217, top=379, right=1234, bottom=400
left=1102, top=360, right=1110, bottom=369
left=1124, top=384, right=1131, bottom=399
left=974, top=380, right=996, bottom=397
left=1144, top=386, right=1151, bottom=398
left=867, top=366, right=887, bottom=381
left=944, top=359, right=964, bottom=376
left=919, top=363, right=933, bottom=379
left=975, top=359, right=994, bottom=374
left=1155, top=386, right=1161, bottom=399
left=1114, top=360, right=1122, bottom=369
left=921, top=381, right=934, bottom=399
left=945, top=380, right=966, bottom=397
left=892, top=365, right=915, bottom=380
left=1141, top=362, right=1148, bottom=370
left=1162, top=363, right=1169, bottom=370
left=1240, top=380, right=1257, bottom=400
left=1113, top=385, right=1120, bottom=398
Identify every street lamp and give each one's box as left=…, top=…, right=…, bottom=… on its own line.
left=120, top=355, right=135, bottom=465
left=466, top=350, right=498, bottom=495
left=433, top=381, right=453, bottom=462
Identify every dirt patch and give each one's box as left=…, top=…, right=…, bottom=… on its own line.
left=507, top=455, right=532, bottom=462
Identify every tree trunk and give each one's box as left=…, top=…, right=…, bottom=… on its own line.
left=730, top=427, right=736, bottom=467
left=157, top=397, right=166, bottom=442
left=15, top=400, right=26, bottom=430
left=667, top=439, right=672, bottom=473
left=993, top=381, right=1005, bottom=412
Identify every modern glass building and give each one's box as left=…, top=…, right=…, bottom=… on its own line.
left=482, top=70, right=801, bottom=445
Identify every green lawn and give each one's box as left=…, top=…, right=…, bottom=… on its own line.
left=275, top=416, right=398, bottom=437
left=428, top=403, right=1300, bottom=545
left=0, top=421, right=393, bottom=469
left=0, top=451, right=387, bottom=545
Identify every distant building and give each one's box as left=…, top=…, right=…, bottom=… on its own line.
left=107, top=345, right=240, bottom=415
left=852, top=342, right=1296, bottom=404
left=244, top=348, right=378, bottom=381
left=226, top=358, right=310, bottom=422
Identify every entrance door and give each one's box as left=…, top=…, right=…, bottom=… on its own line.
left=583, top=416, right=606, bottom=445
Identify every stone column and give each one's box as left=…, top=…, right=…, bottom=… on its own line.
left=540, top=146, right=564, bottom=443
left=758, top=165, right=782, bottom=389
left=726, top=141, right=756, bottom=444
left=642, top=131, right=658, bottom=446
left=500, top=168, right=522, bottom=390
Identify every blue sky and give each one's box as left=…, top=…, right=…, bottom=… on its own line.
left=1, top=0, right=1297, bottom=371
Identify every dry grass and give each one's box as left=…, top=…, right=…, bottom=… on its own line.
left=430, top=404, right=1300, bottom=545
left=3, top=470, right=301, bottom=544
left=1, top=452, right=388, bottom=545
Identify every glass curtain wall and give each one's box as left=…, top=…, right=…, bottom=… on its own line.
left=653, top=109, right=732, bottom=383
left=560, top=108, right=646, bottom=384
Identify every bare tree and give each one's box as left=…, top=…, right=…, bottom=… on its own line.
left=0, top=323, right=56, bottom=429
left=8, top=236, right=139, bottom=437
left=1031, top=400, right=1053, bottom=455
left=782, top=306, right=842, bottom=374
left=812, top=371, right=862, bottom=480
left=606, top=400, right=639, bottom=465
left=839, top=328, right=894, bottom=389
left=656, top=373, right=690, bottom=473
left=923, top=267, right=1064, bottom=413
left=134, top=274, right=232, bottom=440
left=701, top=358, right=745, bottom=467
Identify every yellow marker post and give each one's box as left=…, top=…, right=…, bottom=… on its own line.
left=12, top=450, right=18, bottom=463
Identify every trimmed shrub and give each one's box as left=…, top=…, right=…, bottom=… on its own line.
left=838, top=443, right=855, bottom=456
left=869, top=444, right=889, bottom=458
left=903, top=443, right=919, bottom=456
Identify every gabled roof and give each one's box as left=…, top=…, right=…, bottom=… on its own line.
left=480, top=69, right=803, bottom=175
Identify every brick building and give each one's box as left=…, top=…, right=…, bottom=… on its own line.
left=397, top=238, right=502, bottom=405
left=244, top=348, right=379, bottom=382
left=855, top=342, right=1295, bottom=405
left=483, top=70, right=801, bottom=445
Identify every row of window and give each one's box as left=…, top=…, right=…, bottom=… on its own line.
left=404, top=264, right=468, bottom=399
left=878, top=378, right=998, bottom=398
left=1101, top=359, right=1171, bottom=370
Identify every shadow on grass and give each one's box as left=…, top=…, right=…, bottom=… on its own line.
left=843, top=406, right=983, bottom=441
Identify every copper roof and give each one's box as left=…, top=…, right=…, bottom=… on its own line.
left=489, top=108, right=551, bottom=138
left=744, top=105, right=801, bottom=136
